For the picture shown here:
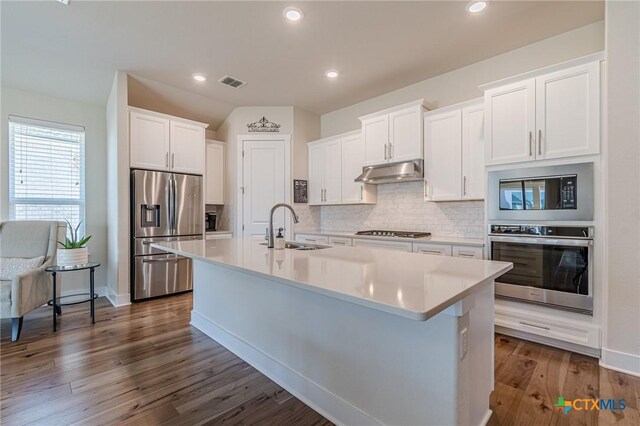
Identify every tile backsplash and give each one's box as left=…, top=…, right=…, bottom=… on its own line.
left=320, top=181, right=485, bottom=238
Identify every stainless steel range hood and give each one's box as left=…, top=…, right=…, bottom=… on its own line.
left=354, top=160, right=424, bottom=184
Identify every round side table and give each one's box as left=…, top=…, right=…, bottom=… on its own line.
left=45, top=262, right=100, bottom=332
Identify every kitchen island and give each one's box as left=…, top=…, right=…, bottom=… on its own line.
left=152, top=238, right=512, bottom=426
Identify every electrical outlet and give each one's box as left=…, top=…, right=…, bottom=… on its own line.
left=460, top=327, right=469, bottom=360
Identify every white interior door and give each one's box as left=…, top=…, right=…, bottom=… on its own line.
left=241, top=139, right=286, bottom=239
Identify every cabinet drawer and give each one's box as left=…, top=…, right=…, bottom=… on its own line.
left=453, top=246, right=484, bottom=259
left=352, top=238, right=413, bottom=252
left=295, top=234, right=329, bottom=244
left=412, top=243, right=452, bottom=256
left=329, top=237, right=352, bottom=247
left=495, top=305, right=599, bottom=349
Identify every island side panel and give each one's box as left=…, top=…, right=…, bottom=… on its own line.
left=190, top=260, right=492, bottom=426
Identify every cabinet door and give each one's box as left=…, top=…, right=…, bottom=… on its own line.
left=535, top=62, right=600, bottom=160
left=352, top=238, right=413, bottom=252
left=323, top=138, right=342, bottom=204
left=462, top=104, right=485, bottom=200
left=362, top=115, right=389, bottom=166
left=341, top=133, right=365, bottom=204
left=389, top=106, right=423, bottom=162
left=424, top=110, right=462, bottom=201
left=205, top=141, right=224, bottom=204
left=130, top=111, right=170, bottom=171
left=485, top=79, right=535, bottom=165
left=170, top=121, right=205, bottom=174
left=308, top=143, right=324, bottom=205
left=413, top=243, right=452, bottom=256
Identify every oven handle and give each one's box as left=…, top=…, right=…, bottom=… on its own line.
left=488, top=235, right=592, bottom=247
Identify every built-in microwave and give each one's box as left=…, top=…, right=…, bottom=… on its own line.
left=487, top=163, right=594, bottom=221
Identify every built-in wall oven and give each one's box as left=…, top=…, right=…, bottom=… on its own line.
left=487, top=163, right=595, bottom=314
left=489, top=225, right=593, bottom=314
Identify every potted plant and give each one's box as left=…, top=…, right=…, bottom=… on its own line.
left=57, top=220, right=92, bottom=266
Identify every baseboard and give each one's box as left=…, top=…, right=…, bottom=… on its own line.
left=495, top=325, right=601, bottom=358
left=479, top=409, right=493, bottom=426
left=601, top=347, right=640, bottom=377
left=190, top=310, right=381, bottom=426
left=106, top=287, right=131, bottom=307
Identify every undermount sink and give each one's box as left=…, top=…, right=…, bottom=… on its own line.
left=259, top=242, right=330, bottom=250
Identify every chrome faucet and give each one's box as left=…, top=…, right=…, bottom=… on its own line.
left=267, top=203, right=299, bottom=248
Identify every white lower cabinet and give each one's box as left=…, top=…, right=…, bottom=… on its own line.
left=495, top=303, right=600, bottom=349
left=352, top=238, right=413, bottom=252
left=453, top=246, right=484, bottom=259
left=295, top=234, right=329, bottom=244
left=328, top=237, right=352, bottom=247
left=413, top=243, right=452, bottom=256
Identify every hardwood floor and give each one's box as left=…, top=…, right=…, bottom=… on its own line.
left=1, top=294, right=638, bottom=425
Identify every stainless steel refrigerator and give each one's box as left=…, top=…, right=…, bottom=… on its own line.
left=131, top=169, right=203, bottom=301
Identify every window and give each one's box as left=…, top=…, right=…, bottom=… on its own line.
left=8, top=115, right=85, bottom=235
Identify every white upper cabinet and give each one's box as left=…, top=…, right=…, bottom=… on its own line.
left=389, top=106, right=423, bottom=162
left=360, top=100, right=425, bottom=166
left=424, top=109, right=462, bottom=201
left=362, top=115, right=389, bottom=166
left=535, top=62, right=600, bottom=160
left=130, top=111, right=170, bottom=171
left=308, top=137, right=342, bottom=205
left=484, top=79, right=536, bottom=165
left=205, top=140, right=224, bottom=205
left=484, top=57, right=601, bottom=165
left=170, top=121, right=205, bottom=174
left=461, top=103, right=485, bottom=200
left=129, top=107, right=207, bottom=174
left=341, top=132, right=376, bottom=204
left=424, top=99, right=484, bottom=202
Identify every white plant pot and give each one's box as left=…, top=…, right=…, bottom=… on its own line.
left=57, top=247, right=89, bottom=266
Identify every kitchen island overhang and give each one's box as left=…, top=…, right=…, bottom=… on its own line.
left=152, top=238, right=512, bottom=426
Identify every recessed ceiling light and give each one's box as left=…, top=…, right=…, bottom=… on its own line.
left=192, top=74, right=207, bottom=82
left=325, top=70, right=339, bottom=79
left=283, top=6, right=304, bottom=22
left=467, top=1, right=487, bottom=13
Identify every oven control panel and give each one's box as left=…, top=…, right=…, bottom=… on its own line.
left=489, top=225, right=592, bottom=239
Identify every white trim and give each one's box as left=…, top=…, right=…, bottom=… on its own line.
left=105, top=287, right=131, bottom=307
left=495, top=326, right=601, bottom=358
left=8, top=114, right=85, bottom=132
left=190, top=310, right=382, bottom=426
left=423, top=97, right=483, bottom=117
left=600, top=347, right=640, bottom=377
left=235, top=134, right=292, bottom=240
left=358, top=98, right=425, bottom=121
left=479, top=52, right=605, bottom=91
left=127, top=106, right=209, bottom=129
left=479, top=410, right=493, bottom=426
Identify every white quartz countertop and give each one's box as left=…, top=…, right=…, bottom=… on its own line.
left=152, top=238, right=511, bottom=321
left=294, top=230, right=485, bottom=246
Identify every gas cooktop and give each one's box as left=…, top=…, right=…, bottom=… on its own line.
left=355, top=230, right=432, bottom=239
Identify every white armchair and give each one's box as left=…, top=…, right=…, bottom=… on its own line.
left=0, top=221, right=66, bottom=341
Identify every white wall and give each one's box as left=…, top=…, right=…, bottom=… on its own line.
left=320, top=21, right=605, bottom=137
left=292, top=107, right=322, bottom=230
left=602, top=1, right=640, bottom=375
left=106, top=71, right=130, bottom=306
left=0, top=86, right=108, bottom=294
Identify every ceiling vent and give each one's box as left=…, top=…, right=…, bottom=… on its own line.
left=217, top=75, right=247, bottom=88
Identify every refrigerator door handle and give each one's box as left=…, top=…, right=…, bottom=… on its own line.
left=172, top=175, right=178, bottom=235
left=166, top=177, right=173, bottom=236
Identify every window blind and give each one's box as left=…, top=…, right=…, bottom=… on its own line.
left=8, top=115, right=86, bottom=235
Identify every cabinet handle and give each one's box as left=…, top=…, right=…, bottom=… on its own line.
left=424, top=181, right=429, bottom=198
left=306, top=238, right=317, bottom=242
left=538, top=130, right=542, bottom=155
left=384, top=144, right=387, bottom=160
left=171, top=153, right=175, bottom=168
left=323, top=189, right=326, bottom=202
left=529, top=131, right=533, bottom=156
left=463, top=176, right=467, bottom=196
left=165, top=152, right=169, bottom=167
left=419, top=249, right=442, bottom=255
left=519, top=321, right=550, bottom=331
left=360, top=185, right=364, bottom=200
left=389, top=143, right=393, bottom=159
left=333, top=241, right=346, bottom=245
